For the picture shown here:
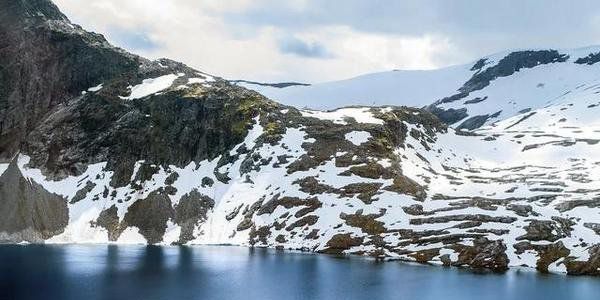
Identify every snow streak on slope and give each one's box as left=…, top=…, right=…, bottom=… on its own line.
left=490, top=79, right=600, bottom=131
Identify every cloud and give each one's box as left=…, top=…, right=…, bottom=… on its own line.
left=301, top=26, right=455, bottom=75
left=107, top=27, right=161, bottom=51
left=277, top=36, right=333, bottom=58
left=222, top=0, right=600, bottom=62
left=52, top=0, right=600, bottom=83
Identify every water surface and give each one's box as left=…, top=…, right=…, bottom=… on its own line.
left=0, top=245, right=597, bottom=300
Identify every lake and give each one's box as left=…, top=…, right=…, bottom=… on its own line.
left=0, top=245, right=598, bottom=300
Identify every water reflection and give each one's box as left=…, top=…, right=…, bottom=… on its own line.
left=0, top=245, right=598, bottom=300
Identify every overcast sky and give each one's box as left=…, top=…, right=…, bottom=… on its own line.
left=54, top=0, right=600, bottom=83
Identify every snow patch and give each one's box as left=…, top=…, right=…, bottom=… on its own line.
left=188, top=75, right=215, bottom=85
left=117, top=227, right=147, bottom=244
left=120, top=74, right=180, bottom=100
left=345, top=131, right=371, bottom=146
left=301, top=108, right=384, bottom=125
left=47, top=207, right=109, bottom=244
left=87, top=84, right=103, bottom=92
left=0, top=163, right=8, bottom=177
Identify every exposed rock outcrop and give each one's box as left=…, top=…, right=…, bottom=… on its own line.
left=0, top=158, right=68, bottom=242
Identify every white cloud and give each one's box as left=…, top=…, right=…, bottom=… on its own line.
left=53, top=0, right=460, bottom=82
left=313, top=26, right=454, bottom=72
left=264, top=26, right=456, bottom=82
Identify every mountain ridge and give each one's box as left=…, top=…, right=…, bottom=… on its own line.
left=0, top=0, right=143, bottom=160
left=242, top=45, right=600, bottom=131
left=1, top=0, right=600, bottom=276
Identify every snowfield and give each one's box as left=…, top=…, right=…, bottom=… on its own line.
left=242, top=46, right=600, bottom=130
left=242, top=64, right=473, bottom=110
left=10, top=100, right=600, bottom=274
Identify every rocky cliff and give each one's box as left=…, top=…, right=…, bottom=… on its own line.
left=1, top=0, right=600, bottom=276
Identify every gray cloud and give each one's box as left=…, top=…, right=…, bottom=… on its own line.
left=278, top=36, right=333, bottom=58
left=53, top=0, right=600, bottom=82
left=225, top=0, right=600, bottom=60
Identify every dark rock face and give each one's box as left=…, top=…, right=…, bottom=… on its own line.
left=0, top=0, right=140, bottom=161
left=430, top=50, right=569, bottom=129
left=451, top=238, right=509, bottom=272
left=1, top=0, right=67, bottom=23
left=319, top=234, right=364, bottom=255
left=437, top=50, right=569, bottom=105
left=384, top=175, right=426, bottom=201
left=564, top=245, right=600, bottom=276
left=340, top=210, right=387, bottom=235
left=175, top=189, right=215, bottom=244
left=1, top=0, right=275, bottom=183
left=517, top=219, right=571, bottom=242
left=505, top=112, right=536, bottom=130
left=584, top=223, right=600, bottom=235
left=470, top=59, right=488, bottom=71
left=258, top=195, right=321, bottom=216
left=70, top=181, right=96, bottom=204
left=513, top=241, right=570, bottom=273
left=0, top=0, right=276, bottom=187
left=442, top=109, right=502, bottom=130
left=23, top=69, right=274, bottom=182
left=0, top=158, right=68, bottom=242
left=463, top=97, right=487, bottom=105
left=425, top=106, right=468, bottom=125
left=95, top=190, right=215, bottom=244
left=95, top=205, right=120, bottom=241
left=123, top=191, right=175, bottom=244
left=456, top=114, right=493, bottom=131
left=575, top=52, right=600, bottom=65
left=285, top=215, right=319, bottom=231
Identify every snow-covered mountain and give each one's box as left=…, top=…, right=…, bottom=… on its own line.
left=1, top=0, right=600, bottom=276
left=239, top=64, right=472, bottom=110
left=241, top=47, right=600, bottom=130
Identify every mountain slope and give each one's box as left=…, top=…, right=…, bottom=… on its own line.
left=238, top=64, right=472, bottom=109
left=1, top=0, right=600, bottom=276
left=242, top=47, right=600, bottom=131
left=0, top=0, right=142, bottom=158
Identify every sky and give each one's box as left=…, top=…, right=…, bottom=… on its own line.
left=54, top=0, right=600, bottom=83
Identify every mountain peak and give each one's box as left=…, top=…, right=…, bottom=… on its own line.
left=0, top=0, right=141, bottom=161
left=0, top=0, right=68, bottom=27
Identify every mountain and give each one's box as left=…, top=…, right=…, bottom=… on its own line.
left=239, top=64, right=472, bottom=110
left=1, top=0, right=600, bottom=276
left=229, top=79, right=310, bottom=89
left=242, top=47, right=600, bottom=130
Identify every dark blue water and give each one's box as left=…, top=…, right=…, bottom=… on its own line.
left=0, top=245, right=598, bottom=300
